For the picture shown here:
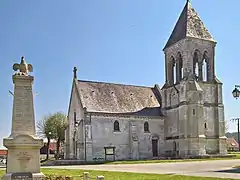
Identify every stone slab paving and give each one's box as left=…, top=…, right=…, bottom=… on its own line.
left=42, top=159, right=240, bottom=179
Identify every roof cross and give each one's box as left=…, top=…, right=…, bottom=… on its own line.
left=73, top=67, right=77, bottom=79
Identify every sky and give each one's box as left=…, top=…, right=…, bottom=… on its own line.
left=0, top=0, right=239, bottom=149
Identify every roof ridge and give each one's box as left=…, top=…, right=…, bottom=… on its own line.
left=77, top=79, right=154, bottom=89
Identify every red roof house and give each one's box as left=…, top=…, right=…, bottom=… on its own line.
left=0, top=149, right=7, bottom=157
left=227, top=138, right=239, bottom=151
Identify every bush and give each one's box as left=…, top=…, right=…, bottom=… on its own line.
left=44, top=176, right=73, bottom=180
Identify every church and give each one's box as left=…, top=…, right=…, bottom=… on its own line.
left=64, top=1, right=228, bottom=161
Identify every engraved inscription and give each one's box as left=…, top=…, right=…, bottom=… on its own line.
left=16, top=151, right=33, bottom=159
left=12, top=172, right=33, bottom=180
left=13, top=85, right=34, bottom=134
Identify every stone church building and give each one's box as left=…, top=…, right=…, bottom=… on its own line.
left=65, top=1, right=227, bottom=161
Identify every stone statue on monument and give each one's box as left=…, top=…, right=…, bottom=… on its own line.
left=13, top=56, right=33, bottom=76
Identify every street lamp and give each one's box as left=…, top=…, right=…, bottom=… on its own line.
left=48, top=132, right=52, bottom=155
left=232, top=85, right=240, bottom=99
left=230, top=118, right=240, bottom=152
left=232, top=85, right=240, bottom=151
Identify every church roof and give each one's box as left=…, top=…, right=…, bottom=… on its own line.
left=76, top=80, right=162, bottom=116
left=163, top=1, right=215, bottom=50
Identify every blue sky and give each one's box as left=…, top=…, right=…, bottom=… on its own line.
left=0, top=0, right=239, bottom=148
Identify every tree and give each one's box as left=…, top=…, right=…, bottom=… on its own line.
left=37, top=112, right=68, bottom=161
left=37, top=113, right=57, bottom=162
left=52, top=112, right=68, bottom=159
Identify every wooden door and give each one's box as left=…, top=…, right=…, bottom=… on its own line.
left=152, top=139, right=158, bottom=157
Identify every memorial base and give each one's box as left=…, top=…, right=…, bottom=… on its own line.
left=3, top=135, right=44, bottom=177
left=3, top=172, right=45, bottom=180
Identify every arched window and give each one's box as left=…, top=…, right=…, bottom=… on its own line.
left=173, top=141, right=177, bottom=151
left=114, top=120, right=120, bottom=131
left=195, top=62, right=199, bottom=78
left=202, top=52, right=208, bottom=82
left=193, top=51, right=199, bottom=79
left=204, top=123, right=207, bottom=129
left=74, top=111, right=77, bottom=126
left=202, top=61, right=207, bottom=81
left=144, top=122, right=149, bottom=132
left=169, top=56, right=176, bottom=85
left=173, top=62, right=176, bottom=84
left=177, top=52, right=183, bottom=81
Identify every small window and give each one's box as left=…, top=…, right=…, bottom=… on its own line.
left=74, top=112, right=77, bottom=124
left=114, top=120, right=120, bottom=131
left=204, top=123, right=207, bottom=129
left=193, top=109, right=196, bottom=115
left=144, top=122, right=149, bottom=132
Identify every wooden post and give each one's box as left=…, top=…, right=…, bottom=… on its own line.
left=83, top=172, right=89, bottom=180
left=96, top=175, right=104, bottom=180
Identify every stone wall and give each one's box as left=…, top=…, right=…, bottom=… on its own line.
left=161, top=79, right=226, bottom=156
left=89, top=115, right=164, bottom=161
left=65, top=80, right=85, bottom=159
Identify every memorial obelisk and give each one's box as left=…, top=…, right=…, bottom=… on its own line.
left=3, top=56, right=45, bottom=179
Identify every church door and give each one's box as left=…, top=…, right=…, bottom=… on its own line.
left=152, top=139, right=158, bottom=157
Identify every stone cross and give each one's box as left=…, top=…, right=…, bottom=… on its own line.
left=73, top=67, right=77, bottom=79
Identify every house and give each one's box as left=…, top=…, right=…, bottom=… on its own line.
left=227, top=138, right=239, bottom=152
left=0, top=149, right=7, bottom=159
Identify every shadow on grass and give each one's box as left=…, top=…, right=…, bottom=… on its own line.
left=215, top=168, right=240, bottom=174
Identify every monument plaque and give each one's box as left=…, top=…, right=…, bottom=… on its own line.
left=11, top=172, right=33, bottom=180
left=3, top=56, right=45, bottom=180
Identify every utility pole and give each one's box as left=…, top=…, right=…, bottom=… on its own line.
left=230, top=118, right=240, bottom=151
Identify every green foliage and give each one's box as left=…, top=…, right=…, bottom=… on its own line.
left=37, top=112, right=67, bottom=160
left=37, top=113, right=57, bottom=139
left=37, top=112, right=67, bottom=140
left=52, top=112, right=68, bottom=142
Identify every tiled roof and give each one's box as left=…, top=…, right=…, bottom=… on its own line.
left=163, top=1, right=215, bottom=50
left=76, top=80, right=162, bottom=116
left=0, top=150, right=7, bottom=156
left=227, top=138, right=239, bottom=148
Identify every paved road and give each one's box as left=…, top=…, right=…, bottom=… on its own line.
left=42, top=159, right=240, bottom=179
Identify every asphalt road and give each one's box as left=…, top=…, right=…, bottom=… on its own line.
left=1, top=159, right=240, bottom=178
left=41, top=159, right=240, bottom=179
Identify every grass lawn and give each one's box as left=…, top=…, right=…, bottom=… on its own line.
left=104, top=153, right=240, bottom=165
left=0, top=169, right=236, bottom=180
left=40, top=153, right=240, bottom=166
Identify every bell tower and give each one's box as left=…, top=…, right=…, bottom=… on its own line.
left=163, top=0, right=216, bottom=85
left=161, top=0, right=227, bottom=157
